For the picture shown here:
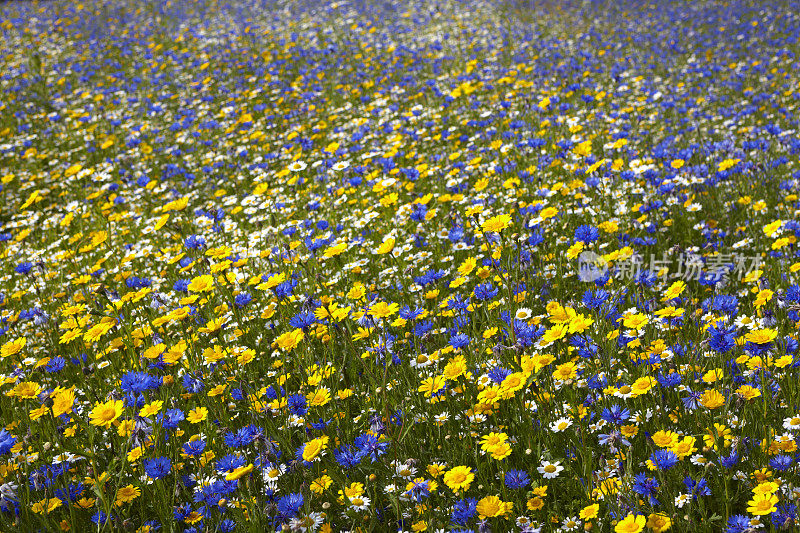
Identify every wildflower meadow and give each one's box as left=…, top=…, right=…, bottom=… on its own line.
left=2, top=0, right=800, bottom=531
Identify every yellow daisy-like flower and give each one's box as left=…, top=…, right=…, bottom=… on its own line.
left=187, top=407, right=208, bottom=424
left=614, top=514, right=646, bottom=533
left=225, top=463, right=254, bottom=481
left=275, top=329, right=305, bottom=352
left=89, top=399, right=124, bottom=428
left=481, top=214, right=512, bottom=233
left=579, top=503, right=599, bottom=520
left=745, top=328, right=778, bottom=345
left=646, top=513, right=672, bottom=532
left=114, top=484, right=141, bottom=507
left=302, top=435, right=329, bottom=462
left=51, top=387, right=75, bottom=418
left=187, top=274, right=214, bottom=293
left=139, top=400, right=163, bottom=418
left=375, top=237, right=396, bottom=255
left=747, top=493, right=778, bottom=515
left=369, top=301, right=399, bottom=319
left=475, top=495, right=512, bottom=519
left=1, top=337, right=26, bottom=358
left=443, top=466, right=474, bottom=492
left=699, top=389, right=725, bottom=410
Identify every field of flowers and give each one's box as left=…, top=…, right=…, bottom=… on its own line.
left=2, top=0, right=800, bottom=531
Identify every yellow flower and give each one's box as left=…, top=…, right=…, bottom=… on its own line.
left=614, top=514, right=646, bottom=533
left=418, top=375, right=446, bottom=398
left=527, top=496, right=544, bottom=510
left=114, top=484, right=141, bottom=506
left=375, top=237, right=396, bottom=255
left=481, top=214, right=512, bottom=233
left=1, top=337, right=26, bottom=358
left=552, top=361, right=577, bottom=381
left=753, top=481, right=779, bottom=495
left=670, top=159, right=685, bottom=169
left=651, top=430, right=679, bottom=448
left=646, top=513, right=672, bottom=532
left=347, top=283, right=366, bottom=300
left=476, top=495, right=512, bottom=519
left=31, top=497, right=62, bottom=514
left=302, top=436, right=329, bottom=462
left=275, top=329, right=305, bottom=352
left=225, top=464, right=254, bottom=481
left=699, top=389, right=725, bottom=410
left=443, top=466, right=474, bottom=492
left=622, top=313, right=649, bottom=330
left=745, top=328, right=777, bottom=345
left=369, top=301, right=399, bottom=319
left=736, top=385, right=761, bottom=400
left=747, top=493, right=778, bottom=515
left=323, top=242, right=347, bottom=258
left=187, top=274, right=214, bottom=293
left=499, top=372, right=525, bottom=398
left=9, top=381, right=42, bottom=399
left=89, top=399, right=124, bottom=428
left=630, top=376, right=655, bottom=397
left=671, top=436, right=697, bottom=458
left=579, top=503, right=599, bottom=520
left=139, top=400, right=163, bottom=417
left=311, top=475, right=333, bottom=494
left=306, top=387, right=331, bottom=407
left=187, top=407, right=208, bottom=424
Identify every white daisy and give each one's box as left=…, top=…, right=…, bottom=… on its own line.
left=538, top=460, right=563, bottom=479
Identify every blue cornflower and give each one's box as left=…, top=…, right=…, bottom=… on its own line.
left=770, top=454, right=795, bottom=471
left=582, top=288, right=610, bottom=309
left=404, top=478, right=433, bottom=501
left=218, top=519, right=237, bottom=532
left=719, top=450, right=739, bottom=469
left=574, top=225, right=600, bottom=243
left=287, top=394, right=308, bottom=416
left=725, top=515, right=751, bottom=533
left=182, top=373, right=204, bottom=393
left=632, top=473, right=659, bottom=505
left=772, top=502, right=797, bottom=528
left=234, top=292, right=252, bottom=308
left=354, top=433, right=389, bottom=462
left=15, top=262, right=33, bottom=275
left=473, top=283, right=498, bottom=301
left=503, top=469, right=530, bottom=489
left=143, top=457, right=172, bottom=480
left=276, top=493, right=304, bottom=519
left=682, top=389, right=702, bottom=410
left=451, top=497, right=478, bottom=525
left=650, top=449, right=678, bottom=470
left=600, top=404, right=630, bottom=425
left=684, top=476, right=711, bottom=498
left=657, top=372, right=681, bottom=388
left=45, top=357, right=66, bottom=373
left=158, top=409, right=185, bottom=430
left=120, top=371, right=160, bottom=393
left=183, top=439, right=206, bottom=457
left=215, top=454, right=246, bottom=475
left=289, top=310, right=316, bottom=330
left=449, top=333, right=470, bottom=350
left=333, top=445, right=364, bottom=469
left=91, top=510, right=112, bottom=525
left=597, top=430, right=630, bottom=448
left=488, top=367, right=513, bottom=384
left=399, top=306, right=424, bottom=320
left=709, top=325, right=736, bottom=353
